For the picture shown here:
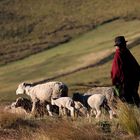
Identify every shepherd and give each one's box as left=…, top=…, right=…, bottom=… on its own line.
left=111, top=36, right=140, bottom=107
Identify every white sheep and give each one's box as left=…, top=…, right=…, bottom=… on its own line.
left=73, top=92, right=113, bottom=119
left=51, top=97, right=75, bottom=117
left=16, top=81, right=68, bottom=116
left=87, top=94, right=113, bottom=119
left=85, top=86, right=116, bottom=116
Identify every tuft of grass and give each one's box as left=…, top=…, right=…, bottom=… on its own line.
left=116, top=100, right=140, bottom=136
left=0, top=109, right=22, bottom=129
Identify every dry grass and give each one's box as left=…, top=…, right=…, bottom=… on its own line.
left=0, top=104, right=140, bottom=140
left=116, top=100, right=140, bottom=136
left=27, top=119, right=107, bottom=140
left=0, top=111, right=106, bottom=140
left=0, top=109, right=22, bottom=129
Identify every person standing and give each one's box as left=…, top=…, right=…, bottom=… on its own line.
left=111, top=36, right=140, bottom=107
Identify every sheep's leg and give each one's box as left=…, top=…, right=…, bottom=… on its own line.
left=107, top=101, right=116, bottom=115
left=66, top=100, right=75, bottom=117
left=93, top=110, right=97, bottom=116
left=46, top=104, right=53, bottom=116
left=69, top=107, right=75, bottom=117
left=95, top=106, right=101, bottom=119
left=60, top=107, right=67, bottom=116
left=109, top=110, right=113, bottom=119
left=31, top=100, right=37, bottom=115
left=58, top=106, right=63, bottom=116
left=104, top=102, right=114, bottom=119
left=63, top=108, right=67, bottom=116
left=95, top=110, right=101, bottom=119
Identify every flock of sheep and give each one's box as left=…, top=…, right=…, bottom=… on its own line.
left=4, top=81, right=117, bottom=119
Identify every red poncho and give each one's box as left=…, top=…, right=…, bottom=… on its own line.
left=111, top=47, right=140, bottom=86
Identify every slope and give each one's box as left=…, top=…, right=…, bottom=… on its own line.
left=0, top=19, right=140, bottom=102
left=0, top=0, right=140, bottom=65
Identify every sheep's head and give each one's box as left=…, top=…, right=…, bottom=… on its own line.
left=16, top=82, right=32, bottom=95
left=15, top=97, right=25, bottom=107
left=15, top=97, right=32, bottom=111
left=72, top=92, right=81, bottom=101
left=16, top=83, right=26, bottom=95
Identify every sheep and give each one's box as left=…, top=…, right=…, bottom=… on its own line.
left=85, top=86, right=115, bottom=103
left=16, top=81, right=68, bottom=116
left=4, top=102, right=29, bottom=117
left=14, top=97, right=32, bottom=113
left=14, top=97, right=50, bottom=117
left=87, top=94, right=113, bottom=119
left=85, top=86, right=116, bottom=115
left=51, top=97, right=75, bottom=117
left=73, top=92, right=113, bottom=119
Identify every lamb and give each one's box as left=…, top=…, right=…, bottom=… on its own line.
left=85, top=86, right=116, bottom=115
left=85, top=86, right=115, bottom=103
left=87, top=94, right=113, bottom=119
left=51, top=97, right=75, bottom=117
left=51, top=97, right=88, bottom=117
left=73, top=92, right=113, bottom=119
left=16, top=81, right=68, bottom=116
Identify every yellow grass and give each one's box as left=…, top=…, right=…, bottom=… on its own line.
left=116, top=100, right=140, bottom=136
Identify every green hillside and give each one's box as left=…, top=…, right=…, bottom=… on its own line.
left=0, top=19, right=140, bottom=102
left=1, top=2, right=140, bottom=140
left=0, top=0, right=140, bottom=65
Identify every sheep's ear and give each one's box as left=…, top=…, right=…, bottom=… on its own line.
left=23, top=82, right=32, bottom=87
left=23, top=82, right=26, bottom=86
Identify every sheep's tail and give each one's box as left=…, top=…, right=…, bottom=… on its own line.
left=60, top=84, right=68, bottom=97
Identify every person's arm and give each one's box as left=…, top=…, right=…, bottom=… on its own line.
left=111, top=53, right=124, bottom=85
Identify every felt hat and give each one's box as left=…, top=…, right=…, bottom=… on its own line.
left=114, top=36, right=127, bottom=46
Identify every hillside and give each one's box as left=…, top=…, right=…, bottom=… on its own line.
left=0, top=0, right=140, bottom=65
left=0, top=19, right=140, bottom=102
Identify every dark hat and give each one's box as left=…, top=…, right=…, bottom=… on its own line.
left=114, top=36, right=127, bottom=46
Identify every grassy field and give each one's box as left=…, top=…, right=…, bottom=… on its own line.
left=0, top=19, right=140, bottom=102
left=0, top=0, right=140, bottom=65
left=0, top=1, right=140, bottom=139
